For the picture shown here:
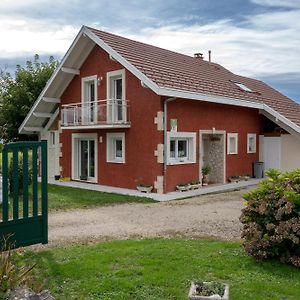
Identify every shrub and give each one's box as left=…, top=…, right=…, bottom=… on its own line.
left=240, top=169, right=300, bottom=267
left=0, top=238, right=36, bottom=298
left=8, top=156, right=32, bottom=195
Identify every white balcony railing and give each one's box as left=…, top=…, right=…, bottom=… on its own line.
left=61, top=99, right=130, bottom=127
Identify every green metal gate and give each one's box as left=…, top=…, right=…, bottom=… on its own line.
left=0, top=140, right=48, bottom=249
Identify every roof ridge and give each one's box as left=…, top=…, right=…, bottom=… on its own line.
left=86, top=25, right=208, bottom=63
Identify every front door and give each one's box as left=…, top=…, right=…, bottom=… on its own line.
left=78, top=139, right=95, bottom=181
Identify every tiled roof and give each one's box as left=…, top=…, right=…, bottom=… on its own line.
left=88, top=27, right=300, bottom=127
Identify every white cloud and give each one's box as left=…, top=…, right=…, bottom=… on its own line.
left=118, top=9, right=300, bottom=77
left=0, top=16, right=78, bottom=58
left=250, top=0, right=300, bottom=8
left=0, top=1, right=299, bottom=81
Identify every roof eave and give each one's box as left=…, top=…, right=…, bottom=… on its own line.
left=19, top=26, right=88, bottom=134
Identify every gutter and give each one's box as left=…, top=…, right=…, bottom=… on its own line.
left=163, top=97, right=176, bottom=193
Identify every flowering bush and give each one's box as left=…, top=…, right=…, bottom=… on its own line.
left=240, top=169, right=300, bottom=267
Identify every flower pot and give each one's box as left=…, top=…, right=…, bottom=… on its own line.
left=188, top=282, right=229, bottom=300
left=202, top=175, right=209, bottom=186
left=176, top=184, right=190, bottom=192
left=189, top=183, right=201, bottom=190
left=228, top=177, right=240, bottom=183
left=136, top=185, right=153, bottom=193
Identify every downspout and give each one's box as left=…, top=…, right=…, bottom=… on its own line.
left=163, top=97, right=176, bottom=193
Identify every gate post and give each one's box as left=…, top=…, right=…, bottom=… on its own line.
left=41, top=140, right=48, bottom=244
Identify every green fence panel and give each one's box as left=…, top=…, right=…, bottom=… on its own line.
left=0, top=140, right=48, bottom=249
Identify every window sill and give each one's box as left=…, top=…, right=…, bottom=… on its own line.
left=107, top=160, right=125, bottom=164
left=168, top=160, right=196, bottom=165
left=73, top=178, right=97, bottom=184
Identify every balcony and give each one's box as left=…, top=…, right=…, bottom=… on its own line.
left=61, top=99, right=130, bottom=129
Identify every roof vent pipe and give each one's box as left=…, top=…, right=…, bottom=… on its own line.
left=208, top=50, right=211, bottom=62
left=194, top=53, right=203, bottom=59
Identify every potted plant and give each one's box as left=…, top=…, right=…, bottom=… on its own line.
left=176, top=182, right=190, bottom=192
left=136, top=183, right=153, bottom=193
left=201, top=166, right=211, bottom=186
left=188, top=281, right=229, bottom=300
left=189, top=179, right=201, bottom=190
left=228, top=175, right=241, bottom=183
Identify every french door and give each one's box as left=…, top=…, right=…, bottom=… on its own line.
left=78, top=139, right=95, bottom=180
left=82, top=77, right=97, bottom=124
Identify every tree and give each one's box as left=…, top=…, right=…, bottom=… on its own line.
left=0, top=54, right=59, bottom=142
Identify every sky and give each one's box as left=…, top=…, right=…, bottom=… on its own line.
left=1, top=0, right=299, bottom=102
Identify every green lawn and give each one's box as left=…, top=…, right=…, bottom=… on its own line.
left=0, top=184, right=155, bottom=219
left=23, top=239, right=300, bottom=300
left=47, top=184, right=155, bottom=211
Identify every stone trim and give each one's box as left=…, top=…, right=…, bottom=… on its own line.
left=154, top=111, right=164, bottom=131
left=154, top=175, right=164, bottom=194
left=154, top=143, right=164, bottom=163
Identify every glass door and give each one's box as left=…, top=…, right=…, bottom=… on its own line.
left=109, top=76, right=123, bottom=122
left=78, top=139, right=95, bottom=180
left=114, top=78, right=123, bottom=122
left=83, top=80, right=96, bottom=124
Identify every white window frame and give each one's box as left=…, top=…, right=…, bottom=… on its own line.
left=71, top=133, right=98, bottom=183
left=247, top=133, right=257, bottom=154
left=106, top=69, right=126, bottom=99
left=81, top=75, right=98, bottom=103
left=227, top=133, right=238, bottom=155
left=106, top=69, right=126, bottom=123
left=106, top=132, right=125, bottom=163
left=81, top=75, right=98, bottom=124
left=167, top=132, right=196, bottom=165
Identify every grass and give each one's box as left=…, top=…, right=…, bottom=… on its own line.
left=0, top=184, right=155, bottom=219
left=22, top=239, right=300, bottom=300
left=47, top=184, right=155, bottom=211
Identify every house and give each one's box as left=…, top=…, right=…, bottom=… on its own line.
left=19, top=26, right=300, bottom=193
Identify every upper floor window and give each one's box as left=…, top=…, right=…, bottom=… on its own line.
left=227, top=133, right=238, bottom=155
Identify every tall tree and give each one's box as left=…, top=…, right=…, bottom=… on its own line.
left=0, top=54, right=59, bottom=142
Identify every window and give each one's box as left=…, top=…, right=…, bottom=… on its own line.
left=167, top=132, right=196, bottom=164
left=247, top=133, right=256, bottom=153
left=50, top=132, right=55, bottom=146
left=231, top=81, right=253, bottom=92
left=107, top=69, right=126, bottom=123
left=227, top=133, right=238, bottom=154
left=107, top=132, right=125, bottom=163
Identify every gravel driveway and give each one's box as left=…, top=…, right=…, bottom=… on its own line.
left=45, top=188, right=251, bottom=247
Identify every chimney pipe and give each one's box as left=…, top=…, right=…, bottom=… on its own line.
left=194, top=53, right=203, bottom=59
left=208, top=50, right=211, bottom=62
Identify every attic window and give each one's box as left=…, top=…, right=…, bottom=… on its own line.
left=232, top=81, right=253, bottom=92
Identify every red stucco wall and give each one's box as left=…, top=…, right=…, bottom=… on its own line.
left=60, top=45, right=163, bottom=190
left=59, top=44, right=263, bottom=193
left=164, top=98, right=262, bottom=192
